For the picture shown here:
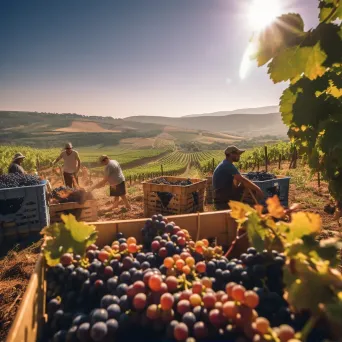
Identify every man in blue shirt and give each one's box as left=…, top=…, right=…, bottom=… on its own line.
left=212, top=146, right=263, bottom=210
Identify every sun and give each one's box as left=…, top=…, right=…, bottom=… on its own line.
left=248, top=0, right=282, bottom=31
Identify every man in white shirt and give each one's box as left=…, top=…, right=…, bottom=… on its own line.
left=52, top=142, right=81, bottom=188
left=89, top=155, right=131, bottom=210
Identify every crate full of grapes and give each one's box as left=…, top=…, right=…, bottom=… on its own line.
left=0, top=174, right=49, bottom=244
left=49, top=186, right=97, bottom=224
left=142, top=176, right=207, bottom=217
left=242, top=172, right=291, bottom=207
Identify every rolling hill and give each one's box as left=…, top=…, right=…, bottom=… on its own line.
left=125, top=112, right=287, bottom=136
left=182, top=105, right=279, bottom=117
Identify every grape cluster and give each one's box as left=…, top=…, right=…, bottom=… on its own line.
left=0, top=174, right=41, bottom=189
left=43, top=215, right=329, bottom=342
left=245, top=172, right=276, bottom=182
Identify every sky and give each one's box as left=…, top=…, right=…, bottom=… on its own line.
left=0, top=0, right=318, bottom=118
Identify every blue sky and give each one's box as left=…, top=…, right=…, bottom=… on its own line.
left=0, top=0, right=318, bottom=118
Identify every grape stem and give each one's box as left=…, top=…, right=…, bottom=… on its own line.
left=224, top=231, right=248, bottom=258
left=300, top=315, right=318, bottom=342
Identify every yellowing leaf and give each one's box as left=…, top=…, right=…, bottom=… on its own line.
left=62, top=214, right=97, bottom=243
left=327, top=82, right=342, bottom=98
left=286, top=212, right=322, bottom=241
left=229, top=201, right=253, bottom=222
left=268, top=44, right=327, bottom=83
left=266, top=196, right=285, bottom=219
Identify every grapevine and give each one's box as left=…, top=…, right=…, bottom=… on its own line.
left=253, top=0, right=342, bottom=201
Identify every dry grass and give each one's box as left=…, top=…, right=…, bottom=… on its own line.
left=55, top=120, right=121, bottom=133
left=0, top=241, right=42, bottom=341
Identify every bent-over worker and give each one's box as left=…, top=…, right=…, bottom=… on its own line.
left=212, top=146, right=263, bottom=210
left=52, top=142, right=81, bottom=188
left=8, top=153, right=26, bottom=175
left=89, top=155, right=131, bottom=210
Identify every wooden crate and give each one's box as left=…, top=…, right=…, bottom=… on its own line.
left=49, top=200, right=98, bottom=223
left=7, top=210, right=249, bottom=342
left=142, top=176, right=206, bottom=217
left=205, top=176, right=213, bottom=204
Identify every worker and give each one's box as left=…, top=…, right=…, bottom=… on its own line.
left=88, top=155, right=131, bottom=210
left=8, top=153, right=26, bottom=174
left=52, top=142, right=81, bottom=188
left=212, top=146, right=264, bottom=210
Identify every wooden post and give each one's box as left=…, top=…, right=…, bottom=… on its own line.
left=278, top=153, right=281, bottom=169
left=130, top=175, right=132, bottom=186
left=293, top=147, right=297, bottom=168
left=257, top=160, right=259, bottom=171
left=161, top=164, right=164, bottom=176
left=212, top=158, right=215, bottom=173
left=318, top=172, right=321, bottom=188
left=264, top=146, right=268, bottom=172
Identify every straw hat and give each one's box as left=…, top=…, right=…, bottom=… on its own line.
left=12, top=152, right=26, bottom=162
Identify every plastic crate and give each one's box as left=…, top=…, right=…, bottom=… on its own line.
left=242, top=175, right=291, bottom=207
left=0, top=181, right=49, bottom=243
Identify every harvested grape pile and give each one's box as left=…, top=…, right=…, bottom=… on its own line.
left=151, top=178, right=193, bottom=186
left=245, top=172, right=276, bottom=182
left=50, top=186, right=94, bottom=205
left=0, top=174, right=41, bottom=189
left=43, top=214, right=330, bottom=342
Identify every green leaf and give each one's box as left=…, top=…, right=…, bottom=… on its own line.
left=254, top=13, right=305, bottom=67
left=41, top=214, right=98, bottom=266
left=245, top=212, right=268, bottom=252
left=280, top=88, right=297, bottom=125
left=268, top=44, right=327, bottom=83
left=284, top=259, right=336, bottom=314
left=319, top=0, right=342, bottom=22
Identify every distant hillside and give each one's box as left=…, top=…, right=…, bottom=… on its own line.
left=0, top=111, right=162, bottom=133
left=183, top=105, right=279, bottom=118
left=125, top=113, right=287, bottom=136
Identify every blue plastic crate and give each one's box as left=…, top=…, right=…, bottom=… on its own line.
left=242, top=175, right=291, bottom=207
left=0, top=181, right=49, bottom=242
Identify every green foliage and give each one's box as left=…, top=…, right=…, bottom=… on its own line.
left=254, top=0, right=342, bottom=200
left=229, top=199, right=342, bottom=339
left=41, top=214, right=98, bottom=266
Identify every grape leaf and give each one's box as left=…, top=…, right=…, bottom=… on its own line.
left=319, top=0, right=342, bottom=22
left=284, top=259, right=336, bottom=314
left=41, top=214, right=98, bottom=266
left=245, top=212, right=268, bottom=252
left=266, top=196, right=285, bottom=218
left=286, top=235, right=342, bottom=267
left=327, top=81, right=342, bottom=98
left=268, top=44, right=327, bottom=83
left=229, top=201, right=253, bottom=226
left=277, top=212, right=321, bottom=243
left=254, top=13, right=305, bottom=67
left=280, top=88, right=297, bottom=125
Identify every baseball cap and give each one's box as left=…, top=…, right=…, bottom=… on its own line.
left=99, top=155, right=109, bottom=163
left=224, top=145, right=245, bottom=155
left=12, top=152, right=26, bottom=162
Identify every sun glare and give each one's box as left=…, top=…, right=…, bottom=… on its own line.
left=248, top=0, right=282, bottom=31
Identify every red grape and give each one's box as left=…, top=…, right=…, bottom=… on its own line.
left=174, top=322, right=188, bottom=341
left=160, top=293, right=174, bottom=311
left=133, top=293, right=147, bottom=310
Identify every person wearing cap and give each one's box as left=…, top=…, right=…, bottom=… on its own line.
left=8, top=153, right=26, bottom=174
left=52, top=142, right=81, bottom=188
left=212, top=145, right=264, bottom=210
left=88, top=155, right=131, bottom=210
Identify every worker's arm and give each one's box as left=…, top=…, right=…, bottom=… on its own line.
left=75, top=152, right=81, bottom=173
left=234, top=174, right=264, bottom=199
left=52, top=153, right=63, bottom=166
left=88, top=177, right=108, bottom=191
